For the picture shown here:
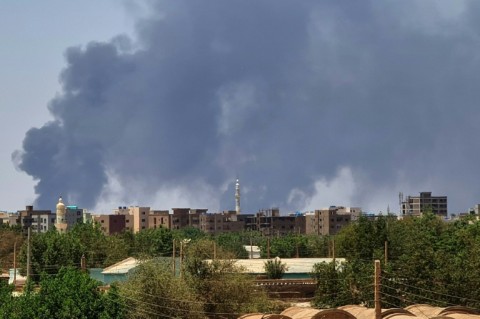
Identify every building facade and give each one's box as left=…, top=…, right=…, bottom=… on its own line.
left=305, top=206, right=361, bottom=236
left=18, top=206, right=53, bottom=234
left=401, top=192, right=447, bottom=217
left=199, top=211, right=244, bottom=234
left=94, top=214, right=126, bottom=235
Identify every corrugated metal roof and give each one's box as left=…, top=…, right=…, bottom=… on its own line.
left=207, top=258, right=345, bottom=274
left=102, top=257, right=141, bottom=275
left=241, top=305, right=480, bottom=319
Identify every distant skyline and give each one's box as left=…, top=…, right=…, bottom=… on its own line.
left=2, top=1, right=480, bottom=214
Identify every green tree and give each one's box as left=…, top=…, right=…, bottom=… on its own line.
left=264, top=258, right=288, bottom=279
left=183, top=239, right=274, bottom=318
left=119, top=260, right=204, bottom=319
left=36, top=267, right=106, bottom=319
left=134, top=227, right=173, bottom=258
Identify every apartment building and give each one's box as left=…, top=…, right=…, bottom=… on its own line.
left=199, top=210, right=244, bottom=234
left=0, top=211, right=20, bottom=226
left=305, top=206, right=361, bottom=236
left=149, top=210, right=170, bottom=229
left=401, top=192, right=447, bottom=217
left=17, top=206, right=54, bottom=234
left=170, top=208, right=208, bottom=230
left=114, top=206, right=150, bottom=232
left=94, top=214, right=126, bottom=235
left=240, top=208, right=306, bottom=236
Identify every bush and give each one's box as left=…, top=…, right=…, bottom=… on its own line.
left=264, top=257, right=288, bottom=279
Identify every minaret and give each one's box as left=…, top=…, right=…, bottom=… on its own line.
left=235, top=178, right=241, bottom=214
left=55, top=196, right=67, bottom=233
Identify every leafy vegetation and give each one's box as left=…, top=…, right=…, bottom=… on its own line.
left=0, top=267, right=125, bottom=319
left=264, top=258, right=288, bottom=279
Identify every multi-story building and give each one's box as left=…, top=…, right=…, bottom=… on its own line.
left=114, top=206, right=150, bottom=232
left=0, top=211, right=20, bottom=226
left=65, top=205, right=87, bottom=227
left=305, top=206, right=361, bottom=236
left=94, top=214, right=126, bottom=235
left=240, top=208, right=306, bottom=236
left=401, top=192, right=447, bottom=217
left=170, top=208, right=207, bottom=230
left=199, top=211, right=244, bottom=234
left=149, top=210, right=170, bottom=229
left=18, top=206, right=54, bottom=234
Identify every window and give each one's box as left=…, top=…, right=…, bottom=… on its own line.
left=141, top=219, right=145, bottom=222
left=101, top=220, right=105, bottom=223
left=142, top=212, right=145, bottom=215
left=126, top=220, right=129, bottom=223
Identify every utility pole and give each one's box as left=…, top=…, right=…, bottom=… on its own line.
left=384, top=241, right=388, bottom=265
left=267, top=237, right=270, bottom=259
left=375, top=260, right=381, bottom=319
left=179, top=240, right=183, bottom=279
left=172, top=240, right=176, bottom=276
left=13, top=241, right=17, bottom=287
left=250, top=237, right=253, bottom=259
left=27, top=227, right=31, bottom=282
left=296, top=237, right=299, bottom=258
left=332, top=238, right=336, bottom=263
left=81, top=254, right=86, bottom=272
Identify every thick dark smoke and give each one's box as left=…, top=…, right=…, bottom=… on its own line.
left=14, top=0, right=480, bottom=213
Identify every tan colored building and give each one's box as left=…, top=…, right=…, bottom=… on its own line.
left=170, top=208, right=207, bottom=230
left=149, top=210, right=170, bottom=229
left=401, top=192, right=447, bottom=217
left=114, top=206, right=150, bottom=232
left=305, top=206, right=361, bottom=236
left=0, top=211, right=20, bottom=226
left=240, top=208, right=306, bottom=236
left=94, top=214, right=126, bottom=235
left=199, top=211, right=244, bottom=234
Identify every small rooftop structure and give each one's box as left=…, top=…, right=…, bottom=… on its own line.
left=102, top=257, right=141, bottom=275
left=243, top=245, right=261, bottom=259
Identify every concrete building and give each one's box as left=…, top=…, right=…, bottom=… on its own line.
left=170, top=208, right=208, bottom=230
left=305, top=206, right=361, bottom=236
left=149, top=210, right=170, bottom=229
left=199, top=211, right=244, bottom=234
left=240, top=208, right=306, bottom=236
left=18, top=205, right=53, bottom=234
left=94, top=214, right=126, bottom=235
left=401, top=192, right=447, bottom=217
left=114, top=206, right=150, bottom=232
left=65, top=205, right=87, bottom=227
left=0, top=211, right=20, bottom=226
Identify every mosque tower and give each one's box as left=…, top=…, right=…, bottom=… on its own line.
left=235, top=178, right=241, bottom=214
left=55, top=196, right=68, bottom=233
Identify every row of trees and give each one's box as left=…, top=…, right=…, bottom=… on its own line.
left=7, top=223, right=332, bottom=280
left=0, top=237, right=282, bottom=319
left=313, top=213, right=480, bottom=310
left=3, top=212, right=480, bottom=316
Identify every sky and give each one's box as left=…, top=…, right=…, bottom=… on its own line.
left=2, top=0, right=480, bottom=215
